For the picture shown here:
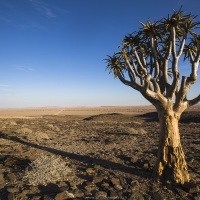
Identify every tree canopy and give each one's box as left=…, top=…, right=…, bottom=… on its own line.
left=106, top=8, right=200, bottom=113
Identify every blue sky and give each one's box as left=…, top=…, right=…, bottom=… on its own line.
left=0, top=0, right=199, bottom=108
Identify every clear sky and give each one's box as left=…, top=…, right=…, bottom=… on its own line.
left=0, top=0, right=199, bottom=108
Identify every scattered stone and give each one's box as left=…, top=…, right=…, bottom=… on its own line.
left=152, top=191, right=168, bottom=200
left=108, top=190, right=119, bottom=199
left=0, top=183, right=5, bottom=189
left=32, top=196, right=41, bottom=200
left=29, top=186, right=39, bottom=192
left=5, top=173, right=16, bottom=183
left=6, top=186, right=19, bottom=193
left=0, top=173, right=5, bottom=184
left=111, top=178, right=120, bottom=186
left=59, top=185, right=70, bottom=192
left=101, top=183, right=110, bottom=190
left=93, top=176, right=104, bottom=184
left=130, top=192, right=144, bottom=200
left=55, top=191, right=75, bottom=200
left=130, top=156, right=138, bottom=164
left=7, top=193, right=15, bottom=200
left=74, top=190, right=85, bottom=198
left=114, top=184, right=123, bottom=191
left=131, top=180, right=139, bottom=188
left=143, top=162, right=149, bottom=170
left=86, top=168, right=95, bottom=175
left=84, top=181, right=97, bottom=193
left=43, top=195, right=54, bottom=200
left=95, top=191, right=108, bottom=200
left=21, top=189, right=30, bottom=195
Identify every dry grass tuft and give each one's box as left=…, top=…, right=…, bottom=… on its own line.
left=128, top=127, right=147, bottom=135
left=25, top=131, right=49, bottom=142
left=23, top=155, right=72, bottom=186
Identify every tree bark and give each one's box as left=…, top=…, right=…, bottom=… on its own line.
left=154, top=107, right=190, bottom=184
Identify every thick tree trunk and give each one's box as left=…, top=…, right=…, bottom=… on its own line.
left=154, top=107, right=190, bottom=184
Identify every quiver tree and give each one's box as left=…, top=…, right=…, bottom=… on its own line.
left=106, top=9, right=200, bottom=184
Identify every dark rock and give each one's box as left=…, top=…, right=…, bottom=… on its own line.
left=130, top=156, right=138, bottom=164
left=143, top=163, right=149, bottom=170
left=39, top=183, right=59, bottom=193
left=108, top=190, right=119, bottom=199
left=86, top=168, right=96, bottom=175
left=131, top=180, right=139, bottom=188
left=21, top=189, right=30, bottom=196
left=130, top=192, right=144, bottom=200
left=43, top=195, right=54, bottom=200
left=7, top=193, right=15, bottom=200
left=93, top=176, right=104, bottom=184
left=95, top=191, right=108, bottom=200
left=0, top=173, right=5, bottom=184
left=114, top=184, right=123, bottom=191
left=152, top=191, right=168, bottom=200
left=6, top=187, right=19, bottom=193
left=5, top=173, right=16, bottom=183
left=111, top=178, right=120, bottom=186
left=84, top=181, right=95, bottom=187
left=84, top=181, right=96, bottom=193
left=55, top=191, right=75, bottom=200
left=101, top=183, right=110, bottom=191
left=59, top=185, right=70, bottom=192
left=0, top=183, right=5, bottom=190
left=182, top=181, right=199, bottom=193
left=120, top=178, right=128, bottom=189
left=74, top=190, right=85, bottom=198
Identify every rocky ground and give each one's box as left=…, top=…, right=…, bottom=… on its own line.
left=0, top=109, right=199, bottom=200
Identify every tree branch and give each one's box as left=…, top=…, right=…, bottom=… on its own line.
left=167, top=27, right=180, bottom=98
left=150, top=34, right=160, bottom=79
left=132, top=48, right=148, bottom=75
left=171, top=27, right=177, bottom=58
left=124, top=54, right=137, bottom=81
left=117, top=72, right=142, bottom=91
left=177, top=37, right=186, bottom=58
left=174, top=76, right=187, bottom=111
left=151, top=78, right=161, bottom=93
left=163, top=41, right=172, bottom=85
left=188, top=94, right=200, bottom=107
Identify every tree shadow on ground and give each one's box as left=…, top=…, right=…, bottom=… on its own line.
left=136, top=112, right=158, bottom=122
left=0, top=132, right=152, bottom=179
left=136, top=111, right=200, bottom=124
left=179, top=112, right=200, bottom=123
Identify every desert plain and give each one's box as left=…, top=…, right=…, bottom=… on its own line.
left=0, top=105, right=199, bottom=199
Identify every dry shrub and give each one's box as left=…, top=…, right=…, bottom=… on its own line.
left=9, top=120, right=17, bottom=126
left=17, top=128, right=33, bottom=134
left=25, top=131, right=49, bottom=142
left=23, top=155, right=72, bottom=186
left=128, top=127, right=147, bottom=135
left=47, top=124, right=60, bottom=131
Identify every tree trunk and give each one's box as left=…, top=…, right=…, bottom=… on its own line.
left=154, top=107, right=190, bottom=184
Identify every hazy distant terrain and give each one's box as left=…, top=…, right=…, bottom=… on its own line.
left=0, top=105, right=199, bottom=199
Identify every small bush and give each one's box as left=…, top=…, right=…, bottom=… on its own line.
left=128, top=127, right=147, bottom=135
left=25, top=131, right=49, bottom=142
left=23, top=155, right=72, bottom=186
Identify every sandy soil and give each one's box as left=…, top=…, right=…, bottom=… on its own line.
left=0, top=106, right=156, bottom=118
left=0, top=105, right=199, bottom=199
